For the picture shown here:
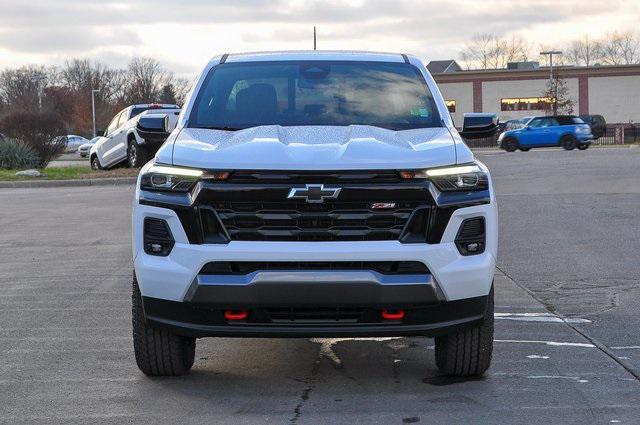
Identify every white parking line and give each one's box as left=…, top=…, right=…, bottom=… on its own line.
left=495, top=339, right=595, bottom=348
left=495, top=312, right=591, bottom=323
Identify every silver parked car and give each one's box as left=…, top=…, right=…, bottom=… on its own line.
left=78, top=136, right=102, bottom=157
left=63, top=135, right=89, bottom=153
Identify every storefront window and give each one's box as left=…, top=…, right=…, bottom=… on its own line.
left=445, top=100, right=456, bottom=113
left=500, top=97, right=553, bottom=111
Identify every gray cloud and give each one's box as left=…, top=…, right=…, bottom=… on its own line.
left=0, top=0, right=634, bottom=72
left=0, top=26, right=141, bottom=53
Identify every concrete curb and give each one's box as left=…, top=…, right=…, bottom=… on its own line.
left=0, top=177, right=137, bottom=189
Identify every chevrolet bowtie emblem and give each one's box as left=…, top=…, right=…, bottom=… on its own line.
left=287, top=184, right=341, bottom=203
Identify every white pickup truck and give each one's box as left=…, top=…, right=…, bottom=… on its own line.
left=131, top=51, right=498, bottom=377
left=90, top=104, right=180, bottom=170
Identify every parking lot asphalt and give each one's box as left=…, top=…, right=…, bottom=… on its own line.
left=1, top=146, right=639, bottom=424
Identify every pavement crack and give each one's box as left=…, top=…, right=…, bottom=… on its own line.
left=496, top=265, right=640, bottom=382
left=289, top=351, right=321, bottom=424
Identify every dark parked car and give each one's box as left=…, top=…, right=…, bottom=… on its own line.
left=579, top=114, right=606, bottom=139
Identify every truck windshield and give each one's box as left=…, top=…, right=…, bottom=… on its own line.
left=189, top=61, right=442, bottom=131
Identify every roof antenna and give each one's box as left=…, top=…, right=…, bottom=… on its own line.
left=313, top=26, right=317, bottom=50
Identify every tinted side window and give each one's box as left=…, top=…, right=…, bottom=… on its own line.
left=106, top=112, right=121, bottom=135
left=117, top=110, right=130, bottom=127
left=537, top=118, right=558, bottom=127
left=528, top=118, right=543, bottom=128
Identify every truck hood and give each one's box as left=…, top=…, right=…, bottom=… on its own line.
left=166, top=125, right=458, bottom=170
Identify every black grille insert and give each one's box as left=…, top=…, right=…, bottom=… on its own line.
left=212, top=201, right=423, bottom=241
left=200, top=261, right=429, bottom=275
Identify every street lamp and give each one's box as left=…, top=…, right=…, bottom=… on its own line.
left=540, top=50, right=563, bottom=82
left=540, top=51, right=562, bottom=114
left=91, top=89, right=100, bottom=137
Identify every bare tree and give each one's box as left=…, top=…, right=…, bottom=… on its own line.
left=173, top=77, right=193, bottom=106
left=565, top=35, right=602, bottom=66
left=600, top=31, right=639, bottom=65
left=460, top=33, right=529, bottom=70
left=617, top=31, right=640, bottom=64
left=0, top=65, right=50, bottom=112
left=124, top=58, right=173, bottom=104
left=59, top=59, right=127, bottom=135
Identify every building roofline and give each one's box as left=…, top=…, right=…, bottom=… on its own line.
left=433, top=63, right=640, bottom=82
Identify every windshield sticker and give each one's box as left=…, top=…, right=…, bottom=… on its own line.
left=410, top=107, right=430, bottom=117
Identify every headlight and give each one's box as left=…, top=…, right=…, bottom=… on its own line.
left=140, top=165, right=203, bottom=192
left=400, top=164, right=489, bottom=191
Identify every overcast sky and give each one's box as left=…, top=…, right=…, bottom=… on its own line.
left=0, top=0, right=638, bottom=77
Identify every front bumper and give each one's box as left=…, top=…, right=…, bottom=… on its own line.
left=142, top=293, right=490, bottom=338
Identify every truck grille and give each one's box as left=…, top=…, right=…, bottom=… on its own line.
left=211, top=201, right=421, bottom=241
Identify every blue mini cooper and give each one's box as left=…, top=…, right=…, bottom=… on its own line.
left=498, top=115, right=593, bottom=152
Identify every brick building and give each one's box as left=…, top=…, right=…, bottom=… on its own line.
left=429, top=60, right=640, bottom=126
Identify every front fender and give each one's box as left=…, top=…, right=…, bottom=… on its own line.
left=127, top=129, right=143, bottom=145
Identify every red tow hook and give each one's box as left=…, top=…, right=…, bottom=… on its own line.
left=225, top=310, right=248, bottom=321
left=381, top=309, right=405, bottom=320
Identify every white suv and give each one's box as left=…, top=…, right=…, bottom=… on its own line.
left=131, top=51, right=498, bottom=377
left=90, top=104, right=180, bottom=170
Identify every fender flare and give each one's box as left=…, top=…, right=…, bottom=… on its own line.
left=127, top=130, right=143, bottom=145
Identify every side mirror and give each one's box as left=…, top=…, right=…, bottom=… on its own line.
left=460, top=113, right=499, bottom=140
left=525, top=126, right=531, bottom=131
left=137, top=115, right=169, bottom=133
left=136, top=114, right=170, bottom=144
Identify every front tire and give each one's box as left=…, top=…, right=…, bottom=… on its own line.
left=127, top=140, right=148, bottom=168
left=434, top=286, right=494, bottom=376
left=561, top=135, right=577, bottom=150
left=90, top=155, right=102, bottom=171
left=502, top=137, right=518, bottom=152
left=132, top=275, right=196, bottom=376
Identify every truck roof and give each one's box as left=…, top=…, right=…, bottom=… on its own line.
left=131, top=103, right=180, bottom=109
left=219, top=50, right=410, bottom=64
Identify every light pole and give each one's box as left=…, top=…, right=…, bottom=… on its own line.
left=91, top=89, right=100, bottom=137
left=540, top=50, right=562, bottom=114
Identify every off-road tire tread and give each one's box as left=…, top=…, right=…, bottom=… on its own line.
left=128, top=140, right=148, bottom=168
left=434, top=286, right=494, bottom=376
left=132, top=276, right=195, bottom=376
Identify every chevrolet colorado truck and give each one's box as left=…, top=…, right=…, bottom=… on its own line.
left=132, top=51, right=498, bottom=377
